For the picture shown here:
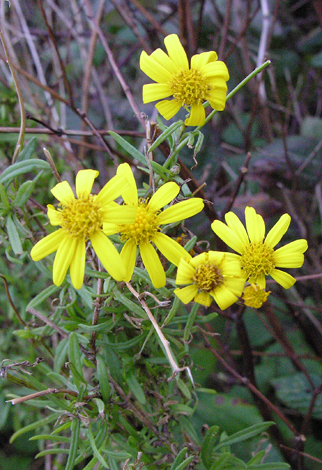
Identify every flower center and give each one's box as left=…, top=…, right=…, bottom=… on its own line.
left=170, top=68, right=210, bottom=106
left=120, top=201, right=159, bottom=245
left=242, top=284, right=271, bottom=309
left=193, top=261, right=224, bottom=292
left=59, top=195, right=103, bottom=239
left=240, top=242, right=275, bottom=281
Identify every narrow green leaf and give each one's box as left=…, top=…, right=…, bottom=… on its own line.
left=64, top=418, right=80, bottom=470
left=247, top=451, right=266, bottom=465
left=54, top=338, right=69, bottom=373
left=170, top=447, right=188, bottom=470
left=173, top=456, right=194, bottom=470
left=88, top=423, right=110, bottom=469
left=16, top=137, right=37, bottom=161
left=113, top=289, right=147, bottom=319
left=193, top=131, right=204, bottom=158
left=13, top=180, right=35, bottom=207
left=109, top=131, right=172, bottom=177
left=184, top=302, right=199, bottom=342
left=0, top=159, right=50, bottom=186
left=36, top=449, right=69, bottom=458
left=210, top=453, right=233, bottom=470
left=148, top=121, right=183, bottom=152
left=0, top=183, right=10, bottom=209
left=68, top=332, right=86, bottom=388
left=6, top=214, right=23, bottom=254
left=26, top=284, right=61, bottom=311
left=10, top=413, right=59, bottom=443
left=213, top=422, right=275, bottom=453
left=201, top=425, right=220, bottom=468
left=30, top=434, right=71, bottom=443
left=82, top=456, right=99, bottom=470
left=97, top=354, right=111, bottom=403
left=126, top=371, right=146, bottom=404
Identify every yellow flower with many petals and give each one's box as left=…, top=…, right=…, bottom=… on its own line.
left=174, top=251, right=245, bottom=309
left=242, top=284, right=271, bottom=309
left=211, top=207, right=308, bottom=289
left=103, top=163, right=204, bottom=288
left=140, top=34, right=229, bottom=126
left=30, top=169, right=136, bottom=290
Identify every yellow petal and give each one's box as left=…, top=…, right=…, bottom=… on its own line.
left=201, top=61, right=230, bottom=80
left=270, top=269, right=296, bottom=289
left=164, top=34, right=189, bottom=70
left=207, top=250, right=225, bottom=266
left=185, top=102, right=206, bottom=127
left=53, top=236, right=77, bottom=286
left=245, top=207, right=265, bottom=243
left=47, top=204, right=62, bottom=226
left=140, top=241, right=166, bottom=288
left=120, top=239, right=137, bottom=282
left=102, top=204, right=137, bottom=225
left=51, top=180, right=75, bottom=204
left=95, top=173, right=125, bottom=206
left=190, top=252, right=208, bottom=268
left=212, top=284, right=238, bottom=310
left=174, top=285, right=198, bottom=304
left=102, top=222, right=120, bottom=236
left=225, top=211, right=249, bottom=245
left=194, top=291, right=212, bottom=307
left=274, top=239, right=307, bottom=267
left=117, top=163, right=138, bottom=205
left=155, top=99, right=182, bottom=120
left=222, top=276, right=245, bottom=297
left=143, top=83, right=172, bottom=103
left=30, top=229, right=65, bottom=261
left=157, top=198, right=204, bottom=225
left=175, top=257, right=196, bottom=285
left=265, top=214, right=291, bottom=248
left=91, top=231, right=126, bottom=281
left=248, top=272, right=266, bottom=288
left=211, top=220, right=246, bottom=254
left=149, top=48, right=179, bottom=74
left=148, top=182, right=180, bottom=213
left=75, top=169, right=99, bottom=198
left=208, top=90, right=228, bottom=111
left=69, top=239, right=86, bottom=290
left=140, top=50, right=173, bottom=83
left=191, top=51, right=218, bottom=69
left=153, top=232, right=190, bottom=266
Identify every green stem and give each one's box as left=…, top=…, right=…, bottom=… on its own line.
left=195, top=59, right=271, bottom=132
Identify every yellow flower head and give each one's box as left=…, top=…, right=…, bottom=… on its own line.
left=211, top=207, right=308, bottom=289
left=174, top=251, right=245, bottom=309
left=140, top=34, right=229, bottom=127
left=103, top=163, right=204, bottom=288
left=30, top=169, right=136, bottom=290
left=242, top=284, right=271, bottom=309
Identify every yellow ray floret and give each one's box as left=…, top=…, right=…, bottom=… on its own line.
left=140, top=34, right=229, bottom=126
left=31, top=168, right=136, bottom=289
left=174, top=251, right=245, bottom=309
left=211, top=207, right=308, bottom=289
left=103, top=163, right=204, bottom=288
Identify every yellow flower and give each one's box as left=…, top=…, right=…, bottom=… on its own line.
left=242, top=284, right=271, bottom=309
left=140, top=34, right=229, bottom=126
left=30, top=169, right=136, bottom=289
left=211, top=207, right=308, bottom=289
left=103, top=163, right=204, bottom=288
left=174, top=251, right=245, bottom=309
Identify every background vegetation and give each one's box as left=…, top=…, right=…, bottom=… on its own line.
left=1, top=0, right=322, bottom=469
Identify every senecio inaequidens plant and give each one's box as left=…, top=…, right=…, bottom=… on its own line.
left=30, top=34, right=308, bottom=311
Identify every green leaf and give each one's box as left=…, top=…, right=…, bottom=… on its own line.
left=97, top=354, right=111, bottom=404
left=16, top=137, right=37, bottom=161
left=213, top=422, right=275, bottom=453
left=26, top=284, right=61, bottom=311
left=113, top=289, right=147, bottom=319
left=148, top=121, right=183, bottom=152
left=109, top=131, right=172, bottom=177
left=65, top=418, right=80, bottom=470
left=173, top=456, right=194, bottom=470
left=30, top=434, right=71, bottom=443
left=210, top=453, right=233, bottom=470
left=68, top=332, right=86, bottom=388
left=170, top=447, right=189, bottom=470
left=10, top=413, right=59, bottom=443
left=126, top=371, right=146, bottom=404
left=0, top=183, right=10, bottom=209
left=88, top=423, right=110, bottom=469
left=0, top=159, right=50, bottom=186
left=201, top=425, right=220, bottom=468
left=6, top=214, right=23, bottom=254
left=13, top=180, right=35, bottom=207
left=54, top=337, right=69, bottom=373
